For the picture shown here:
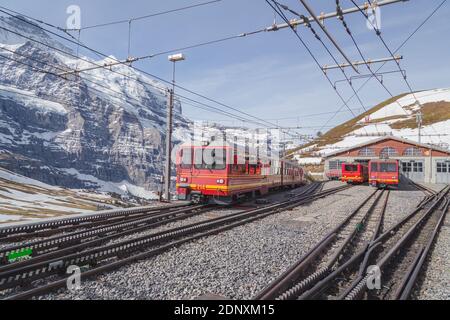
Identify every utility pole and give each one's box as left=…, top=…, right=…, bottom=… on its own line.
left=164, top=87, right=174, bottom=202
left=416, top=110, right=423, bottom=144
left=163, top=53, right=186, bottom=202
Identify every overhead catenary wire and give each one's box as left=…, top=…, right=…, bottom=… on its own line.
left=0, top=1, right=400, bottom=139
left=64, top=0, right=222, bottom=31
left=266, top=0, right=371, bottom=140
left=0, top=2, right=446, bottom=144
left=0, top=50, right=282, bottom=129
left=0, top=8, right=287, bottom=132
left=317, top=0, right=448, bottom=133
left=0, top=44, right=310, bottom=143
left=0, top=22, right=299, bottom=138
left=274, top=0, right=374, bottom=136
left=333, top=0, right=411, bottom=133
left=357, top=0, right=443, bottom=144
left=349, top=0, right=418, bottom=100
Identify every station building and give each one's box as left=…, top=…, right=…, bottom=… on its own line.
left=324, top=136, right=450, bottom=184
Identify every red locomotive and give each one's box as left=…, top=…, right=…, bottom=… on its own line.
left=341, top=163, right=368, bottom=184
left=176, top=143, right=305, bottom=204
left=369, top=159, right=400, bottom=188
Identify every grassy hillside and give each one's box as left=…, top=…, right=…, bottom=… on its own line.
left=391, top=101, right=450, bottom=129
left=291, top=88, right=450, bottom=158
left=291, top=93, right=409, bottom=156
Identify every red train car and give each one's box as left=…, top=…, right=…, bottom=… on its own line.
left=326, top=160, right=343, bottom=181
left=176, top=143, right=305, bottom=204
left=341, top=163, right=368, bottom=184
left=369, top=159, right=400, bottom=188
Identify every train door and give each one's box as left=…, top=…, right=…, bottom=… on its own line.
left=436, top=160, right=450, bottom=184
left=401, top=160, right=425, bottom=182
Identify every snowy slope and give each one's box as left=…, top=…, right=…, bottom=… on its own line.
left=0, top=168, right=122, bottom=223
left=293, top=88, right=450, bottom=162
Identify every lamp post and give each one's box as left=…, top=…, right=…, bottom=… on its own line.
left=163, top=53, right=186, bottom=202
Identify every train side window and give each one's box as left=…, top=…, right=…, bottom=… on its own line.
left=371, top=162, right=378, bottom=172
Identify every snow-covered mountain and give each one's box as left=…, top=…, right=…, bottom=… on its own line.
left=293, top=87, right=450, bottom=163
left=0, top=15, right=190, bottom=197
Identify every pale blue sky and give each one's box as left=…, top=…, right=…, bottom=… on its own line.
left=1, top=0, right=449, bottom=136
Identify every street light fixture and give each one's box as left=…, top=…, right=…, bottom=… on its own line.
left=163, top=53, right=186, bottom=202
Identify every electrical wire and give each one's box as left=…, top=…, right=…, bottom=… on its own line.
left=266, top=0, right=371, bottom=141
left=348, top=0, right=444, bottom=143
left=0, top=44, right=301, bottom=133
left=318, top=0, right=448, bottom=133
left=67, top=0, right=222, bottom=31
left=0, top=12, right=302, bottom=138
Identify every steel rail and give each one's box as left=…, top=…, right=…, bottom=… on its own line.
left=297, top=191, right=391, bottom=300
left=3, top=186, right=327, bottom=300
left=341, top=186, right=449, bottom=300
left=0, top=204, right=210, bottom=265
left=395, top=197, right=449, bottom=300
left=0, top=202, right=193, bottom=241
left=0, top=184, right=349, bottom=296
left=255, top=188, right=380, bottom=300
left=300, top=189, right=447, bottom=300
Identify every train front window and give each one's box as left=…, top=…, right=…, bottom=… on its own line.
left=194, top=148, right=227, bottom=170
left=344, top=165, right=358, bottom=172
left=380, top=163, right=397, bottom=172
left=180, top=148, right=192, bottom=169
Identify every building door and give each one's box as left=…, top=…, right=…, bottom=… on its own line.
left=436, top=160, right=450, bottom=184
left=401, top=160, right=425, bottom=182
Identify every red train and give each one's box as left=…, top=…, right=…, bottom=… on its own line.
left=176, top=143, right=305, bottom=204
left=369, top=159, right=400, bottom=188
left=341, top=163, right=368, bottom=184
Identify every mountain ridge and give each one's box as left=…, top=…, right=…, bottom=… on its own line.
left=292, top=87, right=450, bottom=163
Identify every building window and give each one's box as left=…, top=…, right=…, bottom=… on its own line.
left=380, top=147, right=398, bottom=157
left=403, top=147, right=423, bottom=156
left=437, top=162, right=448, bottom=173
left=358, top=147, right=375, bottom=156
left=413, top=162, right=423, bottom=173
left=402, top=162, right=412, bottom=172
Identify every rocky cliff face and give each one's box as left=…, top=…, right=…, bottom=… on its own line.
left=0, top=15, right=190, bottom=197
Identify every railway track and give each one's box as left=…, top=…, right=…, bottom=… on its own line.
left=0, top=202, right=194, bottom=243
left=0, top=204, right=211, bottom=265
left=341, top=185, right=449, bottom=300
left=255, top=188, right=389, bottom=300
left=0, top=182, right=350, bottom=300
left=255, top=185, right=449, bottom=300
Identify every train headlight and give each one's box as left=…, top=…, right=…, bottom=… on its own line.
left=216, top=179, right=225, bottom=184
left=180, top=177, right=188, bottom=183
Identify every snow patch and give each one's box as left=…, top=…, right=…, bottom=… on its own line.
left=0, top=85, right=67, bottom=114
left=0, top=168, right=61, bottom=190
left=61, top=168, right=158, bottom=200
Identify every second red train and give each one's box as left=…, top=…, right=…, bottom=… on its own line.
left=341, top=159, right=400, bottom=188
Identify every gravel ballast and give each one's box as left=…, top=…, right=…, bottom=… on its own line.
left=37, top=184, right=446, bottom=300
